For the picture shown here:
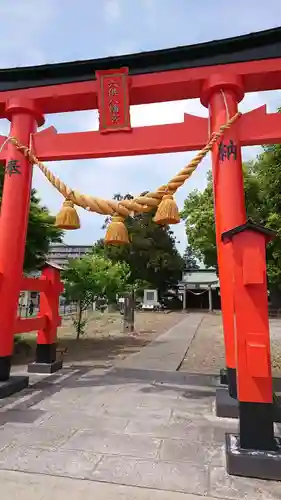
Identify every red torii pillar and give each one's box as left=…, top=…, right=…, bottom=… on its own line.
left=28, top=263, right=64, bottom=374
left=201, top=74, right=246, bottom=398
left=0, top=98, right=44, bottom=382
left=222, top=221, right=278, bottom=479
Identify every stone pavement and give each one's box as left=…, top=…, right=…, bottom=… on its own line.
left=0, top=470, right=217, bottom=500
left=116, top=314, right=204, bottom=371
left=0, top=314, right=281, bottom=499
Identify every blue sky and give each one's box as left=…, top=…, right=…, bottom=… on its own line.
left=0, top=0, right=281, bottom=253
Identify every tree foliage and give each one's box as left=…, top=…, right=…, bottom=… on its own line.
left=0, top=168, right=63, bottom=272
left=62, top=254, right=130, bottom=338
left=181, top=146, right=281, bottom=289
left=181, top=167, right=261, bottom=271
left=94, top=194, right=184, bottom=295
left=251, top=144, right=281, bottom=288
left=183, top=245, right=200, bottom=271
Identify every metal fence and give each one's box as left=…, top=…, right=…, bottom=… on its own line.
left=17, top=302, right=88, bottom=319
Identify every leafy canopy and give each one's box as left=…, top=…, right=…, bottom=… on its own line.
left=183, top=245, right=200, bottom=272
left=181, top=166, right=261, bottom=270
left=62, top=253, right=130, bottom=309
left=94, top=194, right=184, bottom=294
left=0, top=168, right=63, bottom=272
left=181, top=143, right=281, bottom=289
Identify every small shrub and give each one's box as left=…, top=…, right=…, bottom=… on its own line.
left=72, top=317, right=88, bottom=339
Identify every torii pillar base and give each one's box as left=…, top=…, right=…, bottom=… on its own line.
left=216, top=387, right=239, bottom=418
left=226, top=433, right=281, bottom=481
left=216, top=386, right=281, bottom=422
left=28, top=344, right=63, bottom=374
left=0, top=375, right=29, bottom=399
left=28, top=361, right=62, bottom=375
left=220, top=368, right=228, bottom=385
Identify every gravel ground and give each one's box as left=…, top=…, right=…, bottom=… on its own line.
left=180, top=312, right=281, bottom=377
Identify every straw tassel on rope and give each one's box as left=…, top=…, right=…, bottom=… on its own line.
left=104, top=215, right=129, bottom=245
left=7, top=112, right=241, bottom=222
left=153, top=193, right=180, bottom=225
left=55, top=199, right=80, bottom=230
left=5, top=111, right=241, bottom=244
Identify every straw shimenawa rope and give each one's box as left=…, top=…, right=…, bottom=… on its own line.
left=6, top=111, right=241, bottom=217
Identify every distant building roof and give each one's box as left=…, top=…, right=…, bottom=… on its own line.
left=49, top=243, right=93, bottom=248
left=180, top=269, right=219, bottom=289
left=44, top=261, right=64, bottom=271
left=47, top=243, right=93, bottom=268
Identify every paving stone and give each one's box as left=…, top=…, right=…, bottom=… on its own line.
left=77, top=366, right=112, bottom=377
left=94, top=390, right=145, bottom=411
left=160, top=438, right=225, bottom=466
left=209, top=465, right=281, bottom=499
left=170, top=414, right=238, bottom=444
left=92, top=455, right=209, bottom=495
left=0, top=469, right=219, bottom=500
left=139, top=385, right=186, bottom=400
left=0, top=428, right=14, bottom=451
left=111, top=367, right=218, bottom=388
left=171, top=399, right=214, bottom=416
left=1, top=315, right=280, bottom=498
left=211, top=423, right=238, bottom=444
left=50, top=370, right=81, bottom=385
left=0, top=409, right=48, bottom=426
left=0, top=446, right=101, bottom=479
left=116, top=315, right=204, bottom=372
left=125, top=417, right=213, bottom=441
left=108, top=382, right=149, bottom=393
left=62, top=430, right=161, bottom=458
left=42, top=412, right=128, bottom=432
left=171, top=403, right=213, bottom=418
left=0, top=425, right=76, bottom=450
left=139, top=395, right=195, bottom=412
left=180, top=387, right=216, bottom=400
left=102, top=404, right=172, bottom=422
left=32, top=392, right=109, bottom=412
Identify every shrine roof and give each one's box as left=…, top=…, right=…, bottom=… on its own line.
left=0, top=26, right=280, bottom=92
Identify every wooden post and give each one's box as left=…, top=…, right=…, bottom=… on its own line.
left=123, top=291, right=135, bottom=333
left=208, top=285, right=213, bottom=312
left=183, top=285, right=187, bottom=311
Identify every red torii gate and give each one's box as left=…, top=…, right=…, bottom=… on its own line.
left=0, top=26, right=281, bottom=479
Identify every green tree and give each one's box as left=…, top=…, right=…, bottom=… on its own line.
left=132, top=279, right=154, bottom=299
left=183, top=245, right=200, bottom=271
left=250, top=144, right=281, bottom=291
left=180, top=173, right=217, bottom=269
left=94, top=194, right=184, bottom=295
left=181, top=156, right=281, bottom=291
left=62, top=254, right=130, bottom=338
left=0, top=168, right=63, bottom=271
left=181, top=165, right=262, bottom=271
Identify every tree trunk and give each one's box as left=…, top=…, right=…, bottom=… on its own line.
left=123, top=291, right=135, bottom=333
left=76, top=300, right=83, bottom=340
